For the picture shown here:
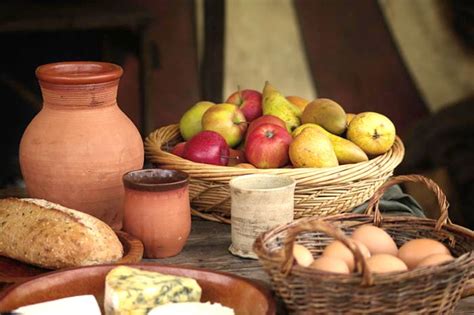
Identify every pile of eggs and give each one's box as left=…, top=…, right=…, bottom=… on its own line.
left=293, top=224, right=454, bottom=274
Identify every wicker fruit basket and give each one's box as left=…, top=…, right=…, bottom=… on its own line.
left=253, top=175, right=474, bottom=314
left=145, top=124, right=405, bottom=223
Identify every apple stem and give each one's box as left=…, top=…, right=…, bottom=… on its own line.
left=237, top=85, right=243, bottom=104
left=264, top=130, right=275, bottom=139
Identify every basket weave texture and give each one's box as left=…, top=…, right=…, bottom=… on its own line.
left=253, top=175, right=474, bottom=314
left=145, top=124, right=405, bottom=223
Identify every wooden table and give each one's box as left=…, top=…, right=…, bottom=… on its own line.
left=0, top=186, right=472, bottom=313
left=153, top=219, right=474, bottom=314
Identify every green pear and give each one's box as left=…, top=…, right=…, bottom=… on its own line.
left=289, top=127, right=338, bottom=168
left=262, top=81, right=301, bottom=132
left=293, top=124, right=368, bottom=164
left=301, top=98, right=347, bottom=135
left=179, top=101, right=215, bottom=140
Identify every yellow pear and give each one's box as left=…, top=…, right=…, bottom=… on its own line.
left=347, top=112, right=396, bottom=155
left=301, top=98, right=347, bottom=135
left=292, top=124, right=368, bottom=164
left=262, top=81, right=302, bottom=132
left=286, top=95, right=310, bottom=112
left=289, top=128, right=338, bottom=168
left=346, top=113, right=356, bottom=128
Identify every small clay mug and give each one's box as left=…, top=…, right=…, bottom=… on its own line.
left=229, top=174, right=296, bottom=259
left=122, top=169, right=191, bottom=258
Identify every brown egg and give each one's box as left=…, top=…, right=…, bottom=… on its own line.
left=398, top=239, right=451, bottom=269
left=417, top=253, right=454, bottom=268
left=351, top=225, right=398, bottom=256
left=310, top=256, right=350, bottom=274
left=293, top=243, right=314, bottom=267
left=366, top=254, right=408, bottom=274
left=322, top=240, right=371, bottom=272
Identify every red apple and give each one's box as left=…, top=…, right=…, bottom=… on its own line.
left=182, top=131, right=230, bottom=166
left=170, top=142, right=186, bottom=157
left=245, top=114, right=287, bottom=143
left=226, top=148, right=247, bottom=166
left=245, top=123, right=292, bottom=168
left=201, top=103, right=247, bottom=148
left=226, top=88, right=262, bottom=122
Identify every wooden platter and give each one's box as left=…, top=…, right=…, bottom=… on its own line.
left=0, top=263, right=276, bottom=315
left=0, top=230, right=144, bottom=284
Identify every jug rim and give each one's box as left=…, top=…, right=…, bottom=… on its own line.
left=36, top=61, right=123, bottom=84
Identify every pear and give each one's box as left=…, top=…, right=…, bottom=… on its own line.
left=179, top=101, right=215, bottom=140
left=301, top=98, right=347, bottom=135
left=262, top=81, right=301, bottom=132
left=292, top=124, right=368, bottom=164
left=346, top=113, right=356, bottom=128
left=289, top=127, right=338, bottom=168
left=347, top=112, right=396, bottom=155
left=286, top=95, right=310, bottom=112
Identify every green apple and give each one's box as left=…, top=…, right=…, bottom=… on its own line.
left=179, top=101, right=215, bottom=140
left=201, top=103, right=247, bottom=147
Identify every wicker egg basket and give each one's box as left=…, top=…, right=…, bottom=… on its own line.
left=145, top=124, right=405, bottom=223
left=253, top=175, right=474, bottom=314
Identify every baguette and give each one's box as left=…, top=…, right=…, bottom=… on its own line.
left=0, top=198, right=123, bottom=269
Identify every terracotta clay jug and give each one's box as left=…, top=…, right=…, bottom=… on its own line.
left=19, top=61, right=144, bottom=230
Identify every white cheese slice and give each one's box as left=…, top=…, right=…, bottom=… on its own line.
left=14, top=295, right=101, bottom=315
left=149, top=302, right=235, bottom=315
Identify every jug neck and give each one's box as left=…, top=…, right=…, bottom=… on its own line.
left=40, top=81, right=119, bottom=109
left=36, top=61, right=123, bottom=109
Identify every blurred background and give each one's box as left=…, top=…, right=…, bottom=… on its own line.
left=0, top=0, right=472, bottom=227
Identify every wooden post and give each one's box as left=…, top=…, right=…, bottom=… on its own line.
left=201, top=0, right=225, bottom=103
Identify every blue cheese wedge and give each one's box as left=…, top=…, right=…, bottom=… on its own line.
left=104, top=266, right=202, bottom=315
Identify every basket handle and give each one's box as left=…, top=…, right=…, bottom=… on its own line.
left=281, top=219, right=374, bottom=286
left=365, top=174, right=450, bottom=230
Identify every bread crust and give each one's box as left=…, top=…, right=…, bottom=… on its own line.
left=0, top=198, right=123, bottom=269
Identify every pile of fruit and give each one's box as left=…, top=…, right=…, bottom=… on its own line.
left=174, top=82, right=396, bottom=169
left=293, top=224, right=454, bottom=274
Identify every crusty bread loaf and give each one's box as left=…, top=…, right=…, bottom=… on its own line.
left=0, top=198, right=123, bottom=269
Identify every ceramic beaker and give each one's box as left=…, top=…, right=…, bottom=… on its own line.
left=229, top=174, right=296, bottom=259
left=122, top=169, right=191, bottom=258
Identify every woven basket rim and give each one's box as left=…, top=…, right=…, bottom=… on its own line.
left=254, top=213, right=474, bottom=285
left=144, top=124, right=405, bottom=183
